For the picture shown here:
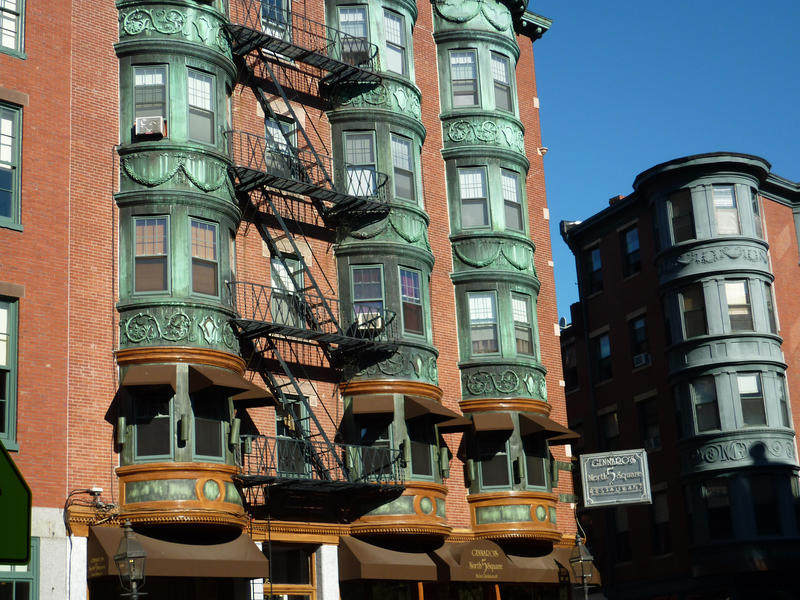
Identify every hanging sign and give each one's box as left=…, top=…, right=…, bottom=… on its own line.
left=579, top=448, right=652, bottom=507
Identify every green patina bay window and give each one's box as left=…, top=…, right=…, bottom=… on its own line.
left=511, top=293, right=534, bottom=356
left=134, top=66, right=167, bottom=123
left=351, top=265, right=384, bottom=322
left=459, top=167, right=489, bottom=228
left=450, top=50, right=479, bottom=107
left=344, top=132, right=377, bottom=196
left=501, top=169, right=523, bottom=232
left=391, top=134, right=415, bottom=203
left=191, top=219, right=219, bottom=297
left=399, top=267, right=423, bottom=335
left=191, top=391, right=228, bottom=462
left=491, top=52, right=513, bottom=113
left=383, top=9, right=406, bottom=75
left=133, top=394, right=173, bottom=461
left=187, top=68, right=215, bottom=144
left=468, top=291, right=499, bottom=355
left=338, top=5, right=368, bottom=64
left=134, top=216, right=169, bottom=293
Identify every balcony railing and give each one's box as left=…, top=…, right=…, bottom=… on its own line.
left=236, top=434, right=404, bottom=484
left=228, top=0, right=381, bottom=74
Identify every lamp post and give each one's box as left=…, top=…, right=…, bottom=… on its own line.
left=114, top=521, right=147, bottom=599
left=569, top=533, right=593, bottom=600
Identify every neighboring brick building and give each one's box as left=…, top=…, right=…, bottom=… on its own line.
left=561, top=153, right=800, bottom=599
left=0, top=0, right=581, bottom=598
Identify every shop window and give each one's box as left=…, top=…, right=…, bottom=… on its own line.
left=191, top=219, right=218, bottom=296
left=0, top=297, right=18, bottom=447
left=407, top=417, right=435, bottom=478
left=591, top=333, right=612, bottom=382
left=0, top=103, right=21, bottom=227
left=638, top=397, right=661, bottom=451
left=191, top=390, right=227, bottom=461
left=583, top=246, right=602, bottom=294
left=0, top=537, right=38, bottom=599
left=752, top=475, right=780, bottom=536
left=338, top=6, right=368, bottom=65
left=0, top=0, right=24, bottom=55
left=766, top=282, right=778, bottom=334
left=478, top=432, right=511, bottom=488
left=628, top=315, right=649, bottom=368
left=562, top=343, right=578, bottom=391
left=265, top=544, right=315, bottom=600
left=600, top=411, right=619, bottom=451
left=468, top=292, right=498, bottom=354
left=187, top=69, right=215, bottom=144
left=391, top=134, right=415, bottom=202
left=399, top=267, right=423, bottom=335
left=383, top=9, right=406, bottom=75
left=704, top=478, right=732, bottom=539
left=668, top=189, right=694, bottom=243
left=450, top=50, right=478, bottom=107
left=738, top=372, right=766, bottom=426
left=351, top=265, right=384, bottom=324
left=778, top=374, right=791, bottom=427
left=651, top=490, right=671, bottom=554
left=752, top=188, right=764, bottom=239
left=512, top=293, right=534, bottom=356
left=344, top=132, right=377, bottom=197
left=459, top=167, right=488, bottom=228
left=691, top=376, right=720, bottom=432
left=134, top=217, right=169, bottom=293
left=502, top=169, right=523, bottom=232
left=712, top=185, right=740, bottom=235
left=614, top=507, right=631, bottom=562
left=523, top=437, right=547, bottom=488
left=271, top=256, right=303, bottom=328
left=261, top=0, right=291, bottom=42
left=491, top=52, right=513, bottom=112
left=725, top=280, right=753, bottom=331
left=133, top=394, right=173, bottom=461
left=680, top=283, right=707, bottom=338
left=620, top=225, right=640, bottom=277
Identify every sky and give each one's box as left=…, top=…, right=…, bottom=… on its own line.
left=529, top=1, right=800, bottom=321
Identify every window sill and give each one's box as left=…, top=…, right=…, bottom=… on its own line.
left=0, top=48, right=27, bottom=60
left=0, top=221, right=23, bottom=233
left=1, top=439, right=19, bottom=451
left=622, top=270, right=641, bottom=282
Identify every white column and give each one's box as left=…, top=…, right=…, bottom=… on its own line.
left=251, top=541, right=265, bottom=600
left=316, top=544, right=339, bottom=600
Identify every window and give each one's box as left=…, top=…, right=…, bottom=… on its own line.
left=0, top=0, right=23, bottom=54
left=399, top=267, right=423, bottom=335
left=0, top=103, right=21, bottom=226
left=468, top=292, right=498, bottom=354
left=502, top=170, right=523, bottom=232
left=651, top=490, right=671, bottom=554
left=614, top=507, right=631, bottom=562
left=562, top=343, right=578, bottom=391
left=391, top=134, right=415, bottom=202
left=276, top=398, right=309, bottom=478
left=766, top=282, right=778, bottom=334
left=229, top=231, right=237, bottom=279
left=738, top=373, right=766, bottom=426
left=352, top=266, right=384, bottom=321
left=134, top=66, right=167, bottom=121
left=620, top=226, right=640, bottom=276
left=628, top=315, right=649, bottom=367
left=264, top=544, right=315, bottom=600
left=261, top=0, right=290, bottom=42
left=523, top=437, right=547, bottom=488
left=271, top=256, right=303, bottom=328
left=344, top=132, right=377, bottom=197
left=191, top=391, right=226, bottom=461
left=750, top=188, right=764, bottom=239
left=358, top=417, right=393, bottom=479
left=752, top=475, right=780, bottom=535
left=691, top=376, right=720, bottom=432
left=408, top=417, right=435, bottom=478
left=383, top=9, right=406, bottom=75
left=187, top=69, right=214, bottom=144
left=704, top=478, right=732, bottom=539
left=0, top=298, right=18, bottom=446
left=265, top=116, right=296, bottom=178
left=600, top=411, right=619, bottom=450
left=134, top=395, right=172, bottom=460
left=668, top=189, right=694, bottom=243
left=338, top=6, right=368, bottom=65
left=591, top=333, right=612, bottom=382
left=778, top=374, right=790, bottom=427
left=450, top=50, right=478, bottom=107
left=512, top=293, right=534, bottom=356
left=725, top=280, right=753, bottom=331
left=680, top=283, right=707, bottom=338
left=0, top=537, right=38, bottom=599
left=584, top=247, right=602, bottom=295
left=491, top=52, right=512, bottom=112
left=459, top=167, right=488, bottom=228
left=191, top=219, right=218, bottom=296
left=134, top=217, right=168, bottom=292
left=713, top=185, right=740, bottom=235
left=638, top=398, right=661, bottom=451
left=478, top=433, right=511, bottom=488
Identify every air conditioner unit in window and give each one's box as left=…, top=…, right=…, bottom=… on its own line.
left=135, top=116, right=165, bottom=136
left=356, top=312, right=383, bottom=330
left=633, top=352, right=651, bottom=368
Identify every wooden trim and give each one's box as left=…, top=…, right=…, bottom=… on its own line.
left=467, top=490, right=561, bottom=543
left=117, top=461, right=238, bottom=479
left=249, top=521, right=347, bottom=544
left=460, top=398, right=550, bottom=415
left=115, top=347, right=246, bottom=373
left=340, top=379, right=443, bottom=401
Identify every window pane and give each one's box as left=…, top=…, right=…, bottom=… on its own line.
left=726, top=281, right=753, bottom=331
left=192, top=221, right=218, bottom=295
left=492, top=53, right=513, bottom=112
left=713, top=185, right=740, bottom=235
left=669, top=189, right=695, bottom=242
left=187, top=70, right=214, bottom=144
left=752, top=188, right=763, bottom=238
left=692, top=376, right=720, bottom=432
left=339, top=6, right=367, bottom=38
left=1, top=0, right=21, bottom=51
left=353, top=267, right=382, bottom=300
left=0, top=302, right=8, bottom=366
left=269, top=547, right=312, bottom=585
left=409, top=419, right=433, bottom=477
left=681, top=283, right=707, bottom=338
left=766, top=283, right=778, bottom=334
left=739, top=373, right=766, bottom=426
left=451, top=51, right=478, bottom=106
left=0, top=107, right=18, bottom=221
left=134, top=67, right=166, bottom=118
left=524, top=438, right=546, bottom=488
left=135, top=218, right=168, bottom=292
left=345, top=133, right=374, bottom=164
left=480, top=437, right=509, bottom=488
left=584, top=247, right=602, bottom=294
left=400, top=268, right=423, bottom=335
left=502, top=170, right=522, bottom=231
left=391, top=135, right=415, bottom=201
left=621, top=226, right=640, bottom=276
left=384, top=10, right=405, bottom=75
left=469, top=293, right=498, bottom=354
left=136, top=399, right=171, bottom=457
left=460, top=168, right=488, bottom=227
left=512, top=294, right=533, bottom=355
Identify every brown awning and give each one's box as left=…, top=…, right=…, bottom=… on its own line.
left=120, top=364, right=177, bottom=392
left=351, top=394, right=395, bottom=416
left=437, top=416, right=473, bottom=432
left=188, top=365, right=253, bottom=394
left=87, top=527, right=268, bottom=579
left=230, top=381, right=274, bottom=408
left=551, top=546, right=602, bottom=584
left=338, top=536, right=437, bottom=581
left=472, top=412, right=514, bottom=432
left=432, top=539, right=565, bottom=583
left=404, top=396, right=463, bottom=423
left=519, top=413, right=580, bottom=444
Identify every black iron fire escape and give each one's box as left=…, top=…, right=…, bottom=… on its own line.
left=224, top=1, right=403, bottom=520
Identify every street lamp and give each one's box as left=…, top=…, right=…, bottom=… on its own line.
left=569, top=533, right=593, bottom=600
left=114, top=521, right=147, bottom=599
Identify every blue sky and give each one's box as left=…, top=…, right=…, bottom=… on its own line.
left=530, top=1, right=800, bottom=320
